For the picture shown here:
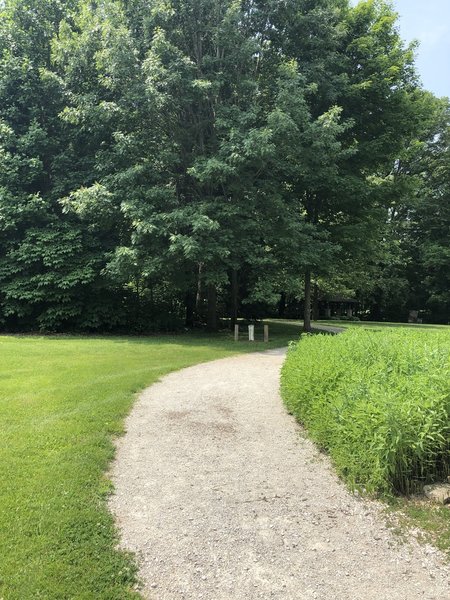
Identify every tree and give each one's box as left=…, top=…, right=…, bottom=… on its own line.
left=254, top=0, right=423, bottom=330
left=393, top=99, right=450, bottom=322
left=0, top=0, right=445, bottom=331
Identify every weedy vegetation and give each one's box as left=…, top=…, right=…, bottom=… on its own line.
left=281, top=328, right=450, bottom=496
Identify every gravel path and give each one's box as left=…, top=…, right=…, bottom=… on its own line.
left=109, top=349, right=449, bottom=600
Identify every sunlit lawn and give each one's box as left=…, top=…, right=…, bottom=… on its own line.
left=268, top=317, right=450, bottom=331
left=1, top=318, right=448, bottom=599
left=316, top=319, right=450, bottom=330
left=0, top=324, right=300, bottom=600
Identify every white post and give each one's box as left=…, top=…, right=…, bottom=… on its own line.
left=248, top=324, right=255, bottom=342
left=264, top=324, right=269, bottom=343
left=234, top=324, right=239, bottom=342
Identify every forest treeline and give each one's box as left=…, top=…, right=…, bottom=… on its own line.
left=0, top=0, right=448, bottom=331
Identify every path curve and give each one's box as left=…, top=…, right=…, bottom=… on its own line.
left=110, top=349, right=449, bottom=600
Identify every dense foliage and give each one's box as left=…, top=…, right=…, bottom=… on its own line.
left=0, top=0, right=448, bottom=331
left=281, top=329, right=450, bottom=495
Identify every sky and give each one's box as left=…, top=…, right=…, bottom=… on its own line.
left=351, top=0, right=450, bottom=98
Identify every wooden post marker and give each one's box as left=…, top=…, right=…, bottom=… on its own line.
left=264, top=324, right=269, bottom=343
left=248, top=324, right=255, bottom=341
left=234, top=324, right=239, bottom=342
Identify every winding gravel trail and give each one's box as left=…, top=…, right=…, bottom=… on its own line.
left=109, top=349, right=449, bottom=600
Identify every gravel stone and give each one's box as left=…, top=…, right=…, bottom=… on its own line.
left=109, top=349, right=450, bottom=599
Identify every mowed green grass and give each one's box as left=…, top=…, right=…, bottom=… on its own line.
left=317, top=319, right=450, bottom=331
left=268, top=317, right=450, bottom=332
left=0, top=324, right=300, bottom=600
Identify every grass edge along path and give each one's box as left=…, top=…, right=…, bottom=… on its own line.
left=0, top=323, right=299, bottom=600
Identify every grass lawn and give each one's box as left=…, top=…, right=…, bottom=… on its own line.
left=316, top=319, right=450, bottom=331
left=0, top=323, right=300, bottom=600
left=1, top=319, right=448, bottom=599
left=268, top=317, right=450, bottom=332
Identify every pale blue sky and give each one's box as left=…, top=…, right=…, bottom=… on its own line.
left=351, top=0, right=450, bottom=98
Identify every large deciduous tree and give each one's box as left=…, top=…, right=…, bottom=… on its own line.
left=0, top=0, right=446, bottom=331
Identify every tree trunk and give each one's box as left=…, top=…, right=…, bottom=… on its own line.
left=196, top=263, right=203, bottom=314
left=312, top=282, right=320, bottom=321
left=207, top=284, right=218, bottom=331
left=230, top=269, right=238, bottom=330
left=135, top=277, right=141, bottom=327
left=278, top=292, right=286, bottom=318
left=303, top=269, right=312, bottom=333
left=184, top=290, right=195, bottom=328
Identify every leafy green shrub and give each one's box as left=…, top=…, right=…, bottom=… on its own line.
left=281, top=329, right=450, bottom=495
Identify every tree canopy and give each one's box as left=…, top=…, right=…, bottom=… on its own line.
left=0, top=0, right=448, bottom=331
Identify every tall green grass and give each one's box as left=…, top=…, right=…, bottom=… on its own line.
left=281, top=329, right=450, bottom=495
